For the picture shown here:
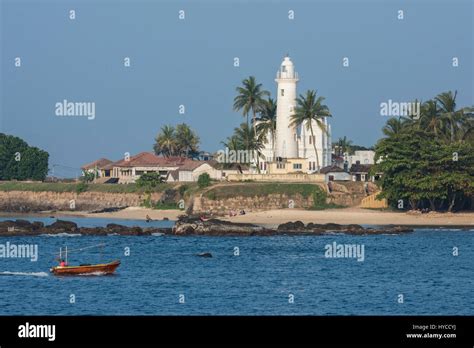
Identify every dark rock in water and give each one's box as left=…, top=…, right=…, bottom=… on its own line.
left=0, top=215, right=415, bottom=237
left=143, top=227, right=173, bottom=235
left=277, top=221, right=305, bottom=231
left=162, top=217, right=169, bottom=221
left=44, top=220, right=78, bottom=233
left=197, top=252, right=213, bottom=258
left=276, top=221, right=413, bottom=235
left=0, top=220, right=36, bottom=235
left=173, top=216, right=271, bottom=236
left=80, top=227, right=107, bottom=236
left=31, top=221, right=44, bottom=230
left=89, top=206, right=128, bottom=214
left=106, top=223, right=144, bottom=236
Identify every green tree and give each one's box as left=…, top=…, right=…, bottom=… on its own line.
left=256, top=98, right=277, bottom=161
left=290, top=90, right=332, bottom=173
left=153, top=125, right=176, bottom=157
left=334, top=136, right=353, bottom=156
left=175, top=123, right=200, bottom=158
left=153, top=124, right=200, bottom=158
left=197, top=173, right=211, bottom=189
left=234, top=122, right=265, bottom=168
left=136, top=172, right=163, bottom=190
left=382, top=117, right=408, bottom=137
left=0, top=133, right=49, bottom=181
left=233, top=76, right=270, bottom=138
left=81, top=171, right=96, bottom=183
left=374, top=92, right=474, bottom=212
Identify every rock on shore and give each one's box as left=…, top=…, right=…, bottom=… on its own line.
left=0, top=217, right=414, bottom=237
left=0, top=219, right=171, bottom=236
left=276, top=221, right=414, bottom=235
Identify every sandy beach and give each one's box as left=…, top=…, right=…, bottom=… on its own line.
left=221, top=207, right=474, bottom=227
left=35, top=207, right=474, bottom=227
left=42, top=207, right=184, bottom=221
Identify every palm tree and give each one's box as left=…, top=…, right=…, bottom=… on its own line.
left=256, top=98, right=277, bottom=161
left=290, top=90, right=332, bottom=173
left=153, top=125, right=176, bottom=157
left=175, top=123, right=200, bottom=158
left=336, top=136, right=353, bottom=156
left=382, top=117, right=407, bottom=137
left=435, top=91, right=462, bottom=143
left=233, top=76, right=270, bottom=138
left=234, top=123, right=265, bottom=167
left=420, top=100, right=442, bottom=136
left=221, top=135, right=240, bottom=152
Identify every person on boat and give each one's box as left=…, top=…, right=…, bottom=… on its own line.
left=59, top=259, right=67, bottom=267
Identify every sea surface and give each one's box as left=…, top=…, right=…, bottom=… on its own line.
left=0, top=216, right=473, bottom=315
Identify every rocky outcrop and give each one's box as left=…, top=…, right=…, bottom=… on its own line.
left=173, top=215, right=274, bottom=236
left=0, top=217, right=414, bottom=237
left=277, top=221, right=413, bottom=235
left=172, top=216, right=414, bottom=236
left=0, top=219, right=172, bottom=236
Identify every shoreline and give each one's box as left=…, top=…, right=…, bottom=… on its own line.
left=0, top=207, right=473, bottom=228
left=0, top=207, right=183, bottom=222
left=222, top=208, right=474, bottom=228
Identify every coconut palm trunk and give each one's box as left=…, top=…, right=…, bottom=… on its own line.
left=252, top=109, right=262, bottom=173
left=309, top=124, right=320, bottom=172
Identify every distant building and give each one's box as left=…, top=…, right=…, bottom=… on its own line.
left=344, top=150, right=375, bottom=168
left=176, top=161, right=221, bottom=182
left=82, top=152, right=236, bottom=183
left=331, top=154, right=345, bottom=169
left=320, top=165, right=351, bottom=181
left=81, top=158, right=113, bottom=178
left=349, top=163, right=382, bottom=182
left=265, top=157, right=308, bottom=174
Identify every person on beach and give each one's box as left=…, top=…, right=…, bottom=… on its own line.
left=146, top=215, right=152, bottom=222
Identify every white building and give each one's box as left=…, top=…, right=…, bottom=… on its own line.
left=344, top=150, right=375, bottom=168
left=260, top=56, right=332, bottom=173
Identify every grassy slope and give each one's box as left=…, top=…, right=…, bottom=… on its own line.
left=203, top=183, right=332, bottom=209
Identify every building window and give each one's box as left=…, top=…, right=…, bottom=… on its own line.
left=282, top=65, right=287, bottom=72
left=281, top=89, right=284, bottom=96
left=293, top=163, right=302, bottom=170
left=277, top=163, right=285, bottom=169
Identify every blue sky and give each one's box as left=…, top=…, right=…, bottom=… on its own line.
left=1, top=0, right=472, bottom=177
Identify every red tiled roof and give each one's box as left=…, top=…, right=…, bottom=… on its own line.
left=108, top=152, right=207, bottom=169
left=178, top=161, right=209, bottom=171
left=81, top=158, right=113, bottom=170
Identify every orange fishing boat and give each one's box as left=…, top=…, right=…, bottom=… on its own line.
left=50, top=245, right=120, bottom=276
left=50, top=260, right=120, bottom=276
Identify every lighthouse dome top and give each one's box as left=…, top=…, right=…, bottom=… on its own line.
left=276, top=55, right=298, bottom=80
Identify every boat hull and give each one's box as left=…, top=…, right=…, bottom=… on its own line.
left=50, top=260, right=120, bottom=276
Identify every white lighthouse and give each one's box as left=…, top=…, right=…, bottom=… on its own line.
left=275, top=56, right=299, bottom=159
left=259, top=55, right=332, bottom=174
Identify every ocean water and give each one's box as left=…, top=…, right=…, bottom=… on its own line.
left=0, top=217, right=473, bottom=315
